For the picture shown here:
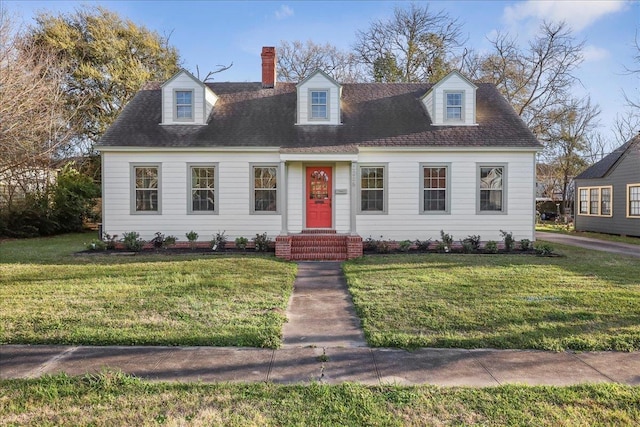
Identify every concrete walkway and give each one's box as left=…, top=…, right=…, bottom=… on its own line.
left=537, top=231, right=640, bottom=258
left=282, top=262, right=366, bottom=349
left=2, top=261, right=639, bottom=386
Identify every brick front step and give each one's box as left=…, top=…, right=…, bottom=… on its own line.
left=275, top=233, right=363, bottom=261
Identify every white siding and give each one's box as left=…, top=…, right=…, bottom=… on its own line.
left=102, top=151, right=282, bottom=242
left=286, top=162, right=304, bottom=233
left=204, top=87, right=218, bottom=121
left=161, top=71, right=208, bottom=125
left=334, top=163, right=351, bottom=233
left=422, top=91, right=434, bottom=121
left=103, top=150, right=536, bottom=243
left=297, top=72, right=341, bottom=125
left=355, top=150, right=536, bottom=241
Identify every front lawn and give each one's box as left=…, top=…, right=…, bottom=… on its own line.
left=344, top=244, right=640, bottom=351
left=0, top=373, right=638, bottom=426
left=0, top=234, right=297, bottom=348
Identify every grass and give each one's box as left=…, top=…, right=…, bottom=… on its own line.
left=0, top=373, right=638, bottom=426
left=536, top=223, right=640, bottom=245
left=343, top=244, right=640, bottom=351
left=0, top=233, right=297, bottom=348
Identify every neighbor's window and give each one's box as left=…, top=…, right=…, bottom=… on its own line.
left=422, top=165, right=448, bottom=212
left=577, top=186, right=613, bottom=217
left=175, top=90, right=193, bottom=120
left=589, top=188, right=599, bottom=215
left=252, top=166, right=278, bottom=213
left=360, top=166, right=385, bottom=213
left=579, top=188, right=588, bottom=214
left=628, top=184, right=640, bottom=217
left=446, top=92, right=463, bottom=120
left=310, top=90, right=328, bottom=119
left=190, top=166, right=216, bottom=213
left=601, top=187, right=611, bottom=216
left=134, top=166, right=159, bottom=212
left=479, top=166, right=504, bottom=212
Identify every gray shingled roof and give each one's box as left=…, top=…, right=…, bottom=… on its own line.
left=98, top=81, right=541, bottom=151
left=575, top=134, right=640, bottom=179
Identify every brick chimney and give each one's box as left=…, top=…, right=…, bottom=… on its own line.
left=261, top=46, right=276, bottom=88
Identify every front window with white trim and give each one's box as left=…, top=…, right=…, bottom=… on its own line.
left=310, top=90, right=328, bottom=119
left=175, top=90, right=193, bottom=120
left=252, top=165, right=278, bottom=213
left=422, top=165, right=449, bottom=213
left=445, top=92, right=463, bottom=121
left=133, top=165, right=160, bottom=212
left=190, top=165, right=216, bottom=213
left=360, top=165, right=386, bottom=213
left=479, top=166, right=504, bottom=212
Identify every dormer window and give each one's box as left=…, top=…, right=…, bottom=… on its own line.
left=310, top=90, right=328, bottom=120
left=175, top=90, right=194, bottom=121
left=445, top=92, right=463, bottom=121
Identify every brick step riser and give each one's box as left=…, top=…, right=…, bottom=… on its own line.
left=291, top=254, right=348, bottom=261
left=291, top=248, right=348, bottom=254
left=290, top=239, right=348, bottom=244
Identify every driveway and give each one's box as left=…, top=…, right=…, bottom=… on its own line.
left=536, top=231, right=640, bottom=258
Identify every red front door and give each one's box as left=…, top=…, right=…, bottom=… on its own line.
left=306, top=166, right=332, bottom=228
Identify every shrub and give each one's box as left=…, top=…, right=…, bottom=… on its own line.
left=86, top=239, right=106, bottom=251
left=212, top=230, right=227, bottom=251
left=520, top=239, right=532, bottom=251
left=235, top=236, right=249, bottom=250
left=484, top=240, right=499, bottom=253
left=440, top=230, right=453, bottom=246
left=500, top=230, right=515, bottom=252
left=253, top=232, right=271, bottom=252
left=102, top=233, right=118, bottom=250
left=461, top=235, right=481, bottom=253
left=435, top=241, right=450, bottom=253
left=415, top=239, right=431, bottom=251
left=151, top=232, right=165, bottom=249
left=185, top=231, right=198, bottom=249
left=535, top=242, right=554, bottom=256
left=376, top=237, right=391, bottom=254
left=398, top=240, right=412, bottom=252
left=122, top=231, right=144, bottom=252
left=164, top=235, right=177, bottom=246
left=363, top=236, right=377, bottom=252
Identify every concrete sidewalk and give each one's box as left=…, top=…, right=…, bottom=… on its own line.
left=2, top=345, right=639, bottom=386
left=537, top=231, right=640, bottom=258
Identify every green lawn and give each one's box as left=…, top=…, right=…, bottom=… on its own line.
left=536, top=224, right=640, bottom=245
left=344, top=244, right=640, bottom=351
left=0, top=373, right=638, bottom=426
left=0, top=234, right=297, bottom=348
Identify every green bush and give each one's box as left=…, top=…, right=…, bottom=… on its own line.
left=520, top=239, right=532, bottom=251
left=253, top=232, right=271, bottom=252
left=52, top=164, right=100, bottom=233
left=535, top=242, right=554, bottom=256
left=235, top=236, right=249, bottom=250
left=122, top=231, right=145, bottom=252
left=484, top=240, right=499, bottom=253
left=500, top=230, right=514, bottom=252
left=212, top=230, right=227, bottom=251
left=86, top=239, right=107, bottom=251
left=415, top=239, right=431, bottom=251
left=398, top=240, right=412, bottom=252
left=461, top=235, right=481, bottom=253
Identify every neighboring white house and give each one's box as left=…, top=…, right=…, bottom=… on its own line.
left=97, top=47, right=542, bottom=260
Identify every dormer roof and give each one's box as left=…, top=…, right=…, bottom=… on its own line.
left=296, top=69, right=342, bottom=89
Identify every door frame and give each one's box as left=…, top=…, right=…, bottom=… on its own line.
left=303, top=163, right=335, bottom=230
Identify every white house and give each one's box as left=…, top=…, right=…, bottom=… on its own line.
left=97, top=47, right=542, bottom=260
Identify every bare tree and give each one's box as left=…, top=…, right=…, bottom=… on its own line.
left=465, top=21, right=584, bottom=139
left=0, top=11, right=78, bottom=207
left=353, top=3, right=465, bottom=83
left=541, top=97, right=601, bottom=213
left=277, top=40, right=365, bottom=82
left=613, top=110, right=640, bottom=144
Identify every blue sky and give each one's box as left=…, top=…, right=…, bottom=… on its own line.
left=5, top=0, right=639, bottom=144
